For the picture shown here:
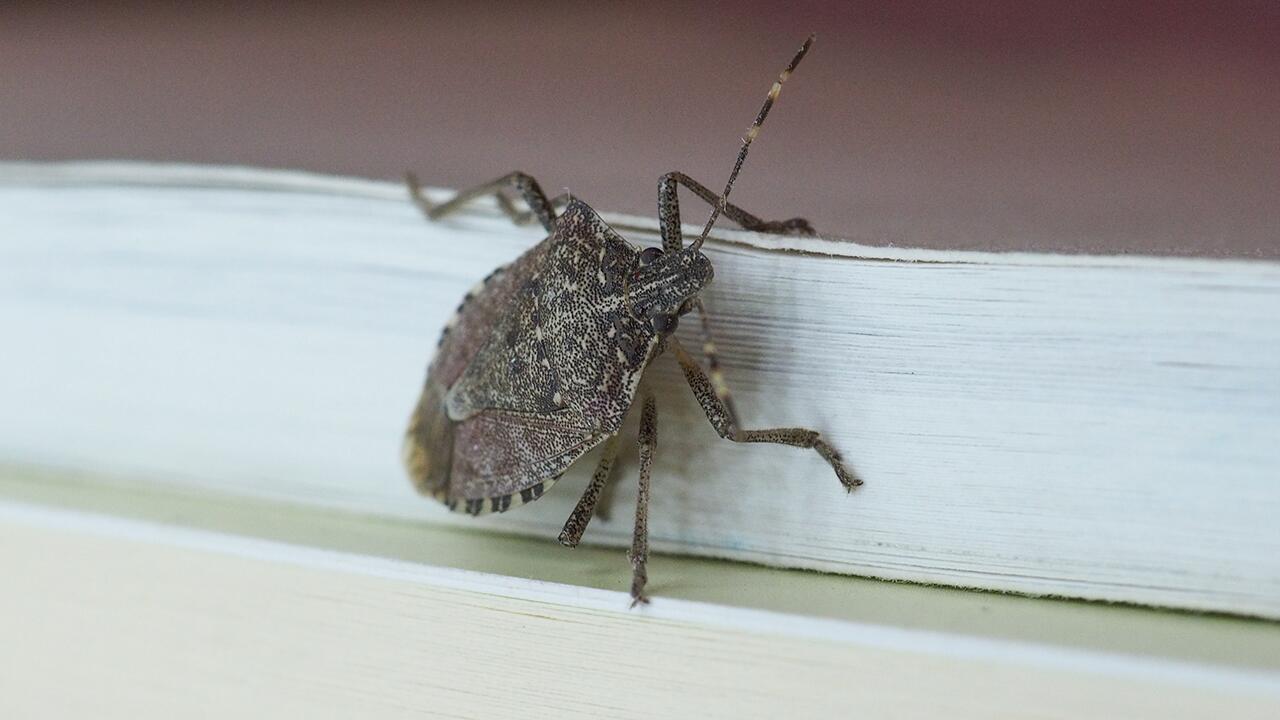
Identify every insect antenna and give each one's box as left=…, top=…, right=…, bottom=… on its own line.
left=690, top=33, right=815, bottom=251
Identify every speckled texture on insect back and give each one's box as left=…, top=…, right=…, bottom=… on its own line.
left=404, top=199, right=660, bottom=511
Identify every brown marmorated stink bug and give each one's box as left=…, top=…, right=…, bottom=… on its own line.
left=402, top=35, right=860, bottom=605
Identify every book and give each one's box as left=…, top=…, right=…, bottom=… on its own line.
left=2, top=472, right=1278, bottom=718
left=2, top=161, right=1278, bottom=621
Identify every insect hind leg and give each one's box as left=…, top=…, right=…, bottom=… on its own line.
left=657, top=171, right=815, bottom=253
left=406, top=170, right=565, bottom=232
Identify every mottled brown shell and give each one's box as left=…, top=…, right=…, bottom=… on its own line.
left=403, top=199, right=660, bottom=515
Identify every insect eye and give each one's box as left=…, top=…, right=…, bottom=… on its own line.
left=639, top=247, right=663, bottom=266
left=651, top=314, right=679, bottom=334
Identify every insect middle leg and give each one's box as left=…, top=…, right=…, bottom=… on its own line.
left=671, top=334, right=861, bottom=491
left=658, top=171, right=815, bottom=252
left=406, top=171, right=565, bottom=232
left=558, top=434, right=621, bottom=548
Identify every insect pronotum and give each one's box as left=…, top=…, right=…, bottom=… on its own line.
left=402, top=34, right=861, bottom=605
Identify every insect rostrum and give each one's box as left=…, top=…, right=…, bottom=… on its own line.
left=402, top=35, right=860, bottom=606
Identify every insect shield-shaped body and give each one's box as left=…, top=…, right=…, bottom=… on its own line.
left=402, top=35, right=859, bottom=605
left=403, top=201, right=708, bottom=514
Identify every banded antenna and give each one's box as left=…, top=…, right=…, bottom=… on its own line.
left=691, top=33, right=815, bottom=251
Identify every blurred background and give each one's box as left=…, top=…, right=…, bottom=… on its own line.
left=2, top=1, right=1277, bottom=257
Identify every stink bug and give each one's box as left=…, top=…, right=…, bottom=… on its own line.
left=402, top=35, right=860, bottom=605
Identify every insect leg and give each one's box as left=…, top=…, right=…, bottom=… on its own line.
left=629, top=393, right=658, bottom=606
left=670, top=336, right=862, bottom=492
left=557, top=434, right=621, bottom=548
left=657, top=172, right=816, bottom=253
left=658, top=171, right=815, bottom=252
left=510, top=193, right=571, bottom=226
left=592, top=462, right=620, bottom=523
left=406, top=171, right=560, bottom=232
left=686, top=298, right=742, bottom=426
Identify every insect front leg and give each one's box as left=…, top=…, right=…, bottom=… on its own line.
left=670, top=334, right=862, bottom=492
left=629, top=393, right=658, bottom=606
left=686, top=299, right=742, bottom=424
left=406, top=171, right=564, bottom=232
left=557, top=434, right=621, bottom=548
left=657, top=171, right=816, bottom=253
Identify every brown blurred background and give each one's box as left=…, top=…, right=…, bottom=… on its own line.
left=2, top=1, right=1277, bottom=258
